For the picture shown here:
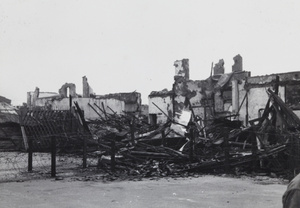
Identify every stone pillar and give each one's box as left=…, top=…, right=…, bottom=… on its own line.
left=232, top=54, right=243, bottom=72
left=174, top=59, right=189, bottom=80
left=82, top=76, right=89, bottom=98
left=213, top=59, right=225, bottom=75
left=27, top=92, right=32, bottom=107
left=32, top=87, right=39, bottom=107
left=232, top=80, right=239, bottom=114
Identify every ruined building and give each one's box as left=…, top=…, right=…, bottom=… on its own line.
left=148, top=55, right=300, bottom=128
left=27, top=76, right=142, bottom=120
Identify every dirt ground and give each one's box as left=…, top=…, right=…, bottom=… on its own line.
left=0, top=152, right=289, bottom=208
left=0, top=175, right=287, bottom=208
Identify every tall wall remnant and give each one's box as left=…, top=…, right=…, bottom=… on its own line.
left=82, top=76, right=94, bottom=98
left=32, top=87, right=40, bottom=107
left=82, top=76, right=89, bottom=98
left=59, top=83, right=77, bottom=98
left=213, top=59, right=225, bottom=75
left=232, top=54, right=243, bottom=72
left=173, top=59, right=190, bottom=123
left=174, top=59, right=189, bottom=80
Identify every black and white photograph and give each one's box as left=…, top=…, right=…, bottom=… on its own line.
left=1, top=1, right=300, bottom=207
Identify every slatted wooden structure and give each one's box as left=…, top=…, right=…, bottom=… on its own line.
left=19, top=109, right=81, bottom=152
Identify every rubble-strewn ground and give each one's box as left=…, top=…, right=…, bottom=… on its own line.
left=0, top=151, right=289, bottom=208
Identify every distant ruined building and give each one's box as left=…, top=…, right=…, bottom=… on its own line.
left=27, top=76, right=142, bottom=120
left=148, top=55, right=300, bottom=131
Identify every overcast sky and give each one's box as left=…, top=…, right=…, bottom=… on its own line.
left=1, top=0, right=300, bottom=105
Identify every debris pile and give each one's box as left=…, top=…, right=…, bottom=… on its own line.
left=83, top=89, right=300, bottom=179
left=15, top=88, right=300, bottom=180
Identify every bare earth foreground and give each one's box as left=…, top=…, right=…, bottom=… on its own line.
left=0, top=175, right=287, bottom=208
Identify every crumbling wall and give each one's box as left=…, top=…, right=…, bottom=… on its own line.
left=172, top=60, right=220, bottom=123
left=27, top=87, right=60, bottom=109
left=232, top=54, right=243, bottom=72
left=59, top=83, right=77, bottom=98
left=214, top=91, right=224, bottom=112
left=280, top=72, right=300, bottom=111
left=237, top=72, right=300, bottom=125
left=173, top=75, right=189, bottom=123
left=236, top=80, right=247, bottom=122
left=140, top=105, right=149, bottom=117
left=171, top=57, right=250, bottom=125
left=32, top=87, right=39, bottom=107
left=240, top=75, right=287, bottom=125
left=48, top=97, right=126, bottom=120
left=148, top=90, right=173, bottom=124
left=286, top=85, right=300, bottom=110
left=94, top=98, right=126, bottom=117
left=28, top=82, right=141, bottom=120
left=27, top=92, right=32, bottom=107
left=124, top=93, right=142, bottom=113
left=172, top=59, right=191, bottom=124
left=96, top=92, right=142, bottom=114
left=33, top=91, right=142, bottom=120
left=212, top=71, right=250, bottom=118
left=148, top=96, right=173, bottom=124
left=174, top=59, right=189, bottom=80
left=247, top=87, right=285, bottom=121
left=213, top=59, right=225, bottom=75
left=82, top=76, right=95, bottom=98
left=185, top=80, right=210, bottom=119
left=82, top=76, right=90, bottom=98
left=150, top=57, right=300, bottom=129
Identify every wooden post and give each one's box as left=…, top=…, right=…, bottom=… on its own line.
left=245, top=91, right=249, bottom=126
left=251, top=132, right=258, bottom=171
left=21, top=126, right=29, bottom=151
left=232, top=79, right=239, bottom=115
left=69, top=95, right=73, bottom=130
left=289, top=135, right=295, bottom=176
left=73, top=102, right=88, bottom=169
left=224, top=129, right=230, bottom=173
left=203, top=105, right=207, bottom=126
left=274, top=75, right=279, bottom=95
left=19, top=108, right=29, bottom=150
left=88, top=103, right=104, bottom=120
left=101, top=102, right=108, bottom=120
left=51, top=136, right=56, bottom=177
left=272, top=75, right=280, bottom=127
left=83, top=135, right=87, bottom=169
left=245, top=78, right=249, bottom=126
left=130, top=117, right=135, bottom=145
left=161, top=130, right=166, bottom=146
left=28, top=137, right=33, bottom=172
left=189, top=125, right=195, bottom=162
left=111, top=139, right=116, bottom=172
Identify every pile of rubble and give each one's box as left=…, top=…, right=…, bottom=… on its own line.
left=6, top=88, right=298, bottom=180
left=81, top=89, right=300, bottom=179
